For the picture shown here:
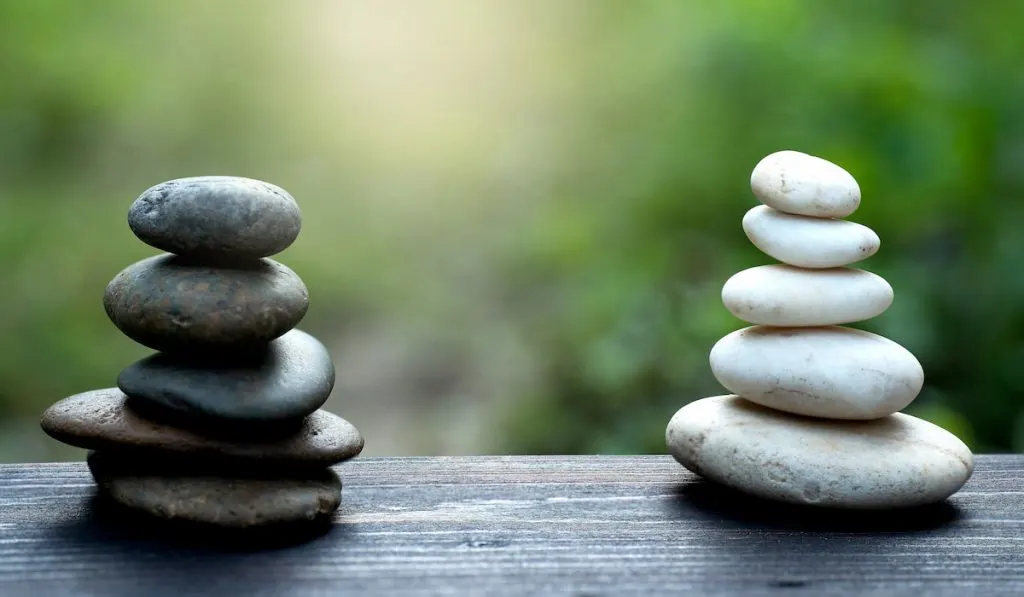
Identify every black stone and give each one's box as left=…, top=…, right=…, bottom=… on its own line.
left=118, top=329, right=335, bottom=424
left=123, top=397, right=307, bottom=441
left=128, top=176, right=302, bottom=260
left=103, top=254, right=308, bottom=353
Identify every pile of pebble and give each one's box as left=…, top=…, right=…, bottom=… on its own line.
left=42, top=176, right=363, bottom=528
left=666, top=150, right=974, bottom=509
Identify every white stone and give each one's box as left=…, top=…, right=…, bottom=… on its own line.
left=751, top=150, right=861, bottom=218
left=665, top=395, right=973, bottom=509
left=710, top=326, right=923, bottom=419
left=742, top=205, right=880, bottom=268
left=722, top=264, right=892, bottom=326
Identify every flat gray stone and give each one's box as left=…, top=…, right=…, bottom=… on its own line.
left=118, top=329, right=334, bottom=423
left=666, top=395, right=974, bottom=509
left=128, top=176, right=301, bottom=260
left=103, top=254, right=308, bottom=353
left=87, top=451, right=341, bottom=528
left=41, top=388, right=363, bottom=466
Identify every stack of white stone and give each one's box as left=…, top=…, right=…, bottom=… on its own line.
left=666, top=150, right=974, bottom=509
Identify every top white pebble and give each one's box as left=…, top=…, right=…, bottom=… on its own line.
left=750, top=150, right=861, bottom=218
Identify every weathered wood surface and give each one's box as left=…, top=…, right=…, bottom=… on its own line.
left=0, top=455, right=1021, bottom=596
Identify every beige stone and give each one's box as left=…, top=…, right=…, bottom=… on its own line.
left=750, top=150, right=861, bottom=217
left=722, top=264, right=892, bottom=326
left=710, top=326, right=923, bottom=419
left=742, top=205, right=879, bottom=268
left=666, top=395, right=974, bottom=509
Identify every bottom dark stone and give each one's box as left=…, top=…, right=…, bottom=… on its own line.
left=87, top=451, right=341, bottom=528
left=84, top=494, right=336, bottom=549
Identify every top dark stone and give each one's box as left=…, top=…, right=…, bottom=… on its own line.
left=128, top=176, right=302, bottom=260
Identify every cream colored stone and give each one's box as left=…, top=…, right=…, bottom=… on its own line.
left=665, top=395, right=973, bottom=508
left=710, top=326, right=923, bottom=419
left=722, top=264, right=892, bottom=326
left=742, top=205, right=880, bottom=268
left=750, top=150, right=861, bottom=217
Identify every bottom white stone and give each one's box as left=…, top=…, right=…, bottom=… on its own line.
left=666, top=395, right=973, bottom=509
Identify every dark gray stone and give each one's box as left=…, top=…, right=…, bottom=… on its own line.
left=118, top=329, right=334, bottom=423
left=128, top=176, right=302, bottom=260
left=41, top=388, right=363, bottom=466
left=87, top=451, right=341, bottom=528
left=103, top=254, right=308, bottom=353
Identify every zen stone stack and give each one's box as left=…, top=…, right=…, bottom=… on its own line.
left=666, top=151, right=974, bottom=509
left=41, top=176, right=364, bottom=528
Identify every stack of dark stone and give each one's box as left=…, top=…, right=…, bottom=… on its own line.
left=41, top=176, right=364, bottom=529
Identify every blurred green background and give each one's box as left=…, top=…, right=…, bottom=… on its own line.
left=2, top=0, right=1022, bottom=462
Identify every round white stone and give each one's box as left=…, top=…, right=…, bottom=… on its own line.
left=722, top=265, right=893, bottom=326
left=665, top=395, right=973, bottom=509
left=750, top=150, right=861, bottom=218
left=742, top=205, right=880, bottom=268
left=710, top=326, right=923, bottom=419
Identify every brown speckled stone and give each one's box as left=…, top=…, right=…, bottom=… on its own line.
left=87, top=451, right=341, bottom=528
left=103, top=254, right=308, bottom=353
left=40, top=388, right=364, bottom=466
left=128, top=176, right=302, bottom=260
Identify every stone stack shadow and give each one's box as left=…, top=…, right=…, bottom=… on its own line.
left=41, top=176, right=363, bottom=529
left=666, top=151, right=974, bottom=509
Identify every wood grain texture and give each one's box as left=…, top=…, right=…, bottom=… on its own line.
left=0, top=455, right=1021, bottom=596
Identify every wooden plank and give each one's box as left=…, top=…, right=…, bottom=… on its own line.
left=0, top=455, right=1021, bottom=596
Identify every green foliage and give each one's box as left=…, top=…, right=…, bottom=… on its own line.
left=0, top=1, right=1022, bottom=460
left=499, top=0, right=1024, bottom=455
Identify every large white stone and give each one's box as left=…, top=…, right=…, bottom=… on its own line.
left=742, top=205, right=880, bottom=268
left=751, top=150, right=861, bottom=218
left=665, top=395, right=973, bottom=509
left=710, top=326, right=923, bottom=419
left=722, top=264, right=893, bottom=326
